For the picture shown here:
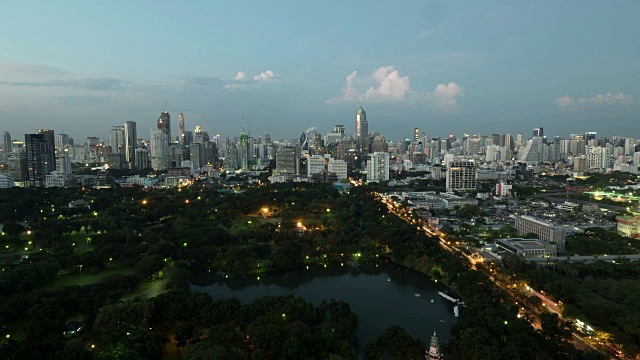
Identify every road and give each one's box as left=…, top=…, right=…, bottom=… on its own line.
left=378, top=195, right=624, bottom=358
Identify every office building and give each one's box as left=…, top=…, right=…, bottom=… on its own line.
left=355, top=106, right=368, bottom=152
left=446, top=159, right=477, bottom=192
left=25, top=133, right=56, bottom=186
left=109, top=125, right=125, bottom=153
left=328, top=158, right=347, bottom=181
left=45, top=171, right=66, bottom=188
left=3, top=132, right=11, bottom=153
left=514, top=215, right=566, bottom=251
left=124, top=120, right=137, bottom=168
left=307, top=155, right=326, bottom=177
left=275, top=145, right=301, bottom=175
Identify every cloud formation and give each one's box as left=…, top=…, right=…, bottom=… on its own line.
left=326, top=66, right=464, bottom=110
left=253, top=70, right=277, bottom=81
left=0, top=63, right=67, bottom=76
left=426, top=82, right=465, bottom=110
left=556, top=92, right=633, bottom=109
left=0, top=78, right=125, bottom=91
left=234, top=71, right=246, bottom=80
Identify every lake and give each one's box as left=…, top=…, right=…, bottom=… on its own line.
left=191, top=261, right=458, bottom=349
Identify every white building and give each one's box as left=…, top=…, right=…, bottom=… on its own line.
left=45, top=171, right=66, bottom=188
left=587, top=146, right=611, bottom=170
left=307, top=155, right=326, bottom=177
left=366, top=152, right=389, bottom=183
left=328, top=158, right=347, bottom=181
left=495, top=181, right=512, bottom=197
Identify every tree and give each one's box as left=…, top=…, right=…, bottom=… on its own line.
left=175, top=322, right=195, bottom=357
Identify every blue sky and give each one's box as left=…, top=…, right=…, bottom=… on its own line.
left=1, top=0, right=638, bottom=142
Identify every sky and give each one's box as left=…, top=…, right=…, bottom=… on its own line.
left=0, top=0, right=639, bottom=143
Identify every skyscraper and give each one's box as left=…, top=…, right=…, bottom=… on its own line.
left=150, top=129, right=169, bottom=170
left=178, top=112, right=185, bottom=144
left=157, top=111, right=171, bottom=141
left=2, top=131, right=11, bottom=153
left=355, top=106, right=368, bottom=152
left=124, top=120, right=137, bottom=169
left=25, top=133, right=55, bottom=186
left=109, top=125, right=125, bottom=153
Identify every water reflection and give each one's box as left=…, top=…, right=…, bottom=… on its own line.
left=191, top=261, right=457, bottom=347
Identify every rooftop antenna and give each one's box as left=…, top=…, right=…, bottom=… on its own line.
left=163, top=100, right=169, bottom=112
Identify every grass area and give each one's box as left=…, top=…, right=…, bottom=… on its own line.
left=43, top=267, right=134, bottom=290
left=122, top=278, right=167, bottom=301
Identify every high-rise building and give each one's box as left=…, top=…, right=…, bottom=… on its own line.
left=124, top=120, right=137, bottom=168
left=135, top=147, right=150, bottom=169
left=109, top=125, right=125, bottom=153
left=25, top=133, right=56, bottom=186
left=366, top=152, right=389, bottom=183
left=414, top=128, right=420, bottom=144
left=307, top=155, right=326, bottom=177
left=2, top=131, right=11, bottom=153
left=328, top=158, right=347, bottom=181
left=150, top=129, right=169, bottom=170
left=157, top=111, right=171, bottom=141
left=178, top=112, right=185, bottom=144
left=446, top=159, right=477, bottom=192
left=275, top=145, right=301, bottom=175
left=533, top=127, right=544, bottom=138
left=355, top=106, right=368, bottom=152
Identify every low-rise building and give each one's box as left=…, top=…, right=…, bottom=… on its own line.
left=495, top=238, right=557, bottom=258
left=514, top=215, right=566, bottom=251
left=616, top=215, right=640, bottom=238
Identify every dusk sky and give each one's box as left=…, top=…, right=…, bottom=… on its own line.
left=1, top=0, right=638, bottom=142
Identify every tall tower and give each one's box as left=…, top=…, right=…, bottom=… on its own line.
left=355, top=106, right=368, bottom=152
left=109, top=125, right=125, bottom=153
left=426, top=331, right=442, bottom=360
left=124, top=120, right=137, bottom=168
left=2, top=132, right=11, bottom=153
left=157, top=111, right=171, bottom=141
left=178, top=112, right=185, bottom=144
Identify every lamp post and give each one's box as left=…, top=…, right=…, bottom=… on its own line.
left=78, top=264, right=83, bottom=277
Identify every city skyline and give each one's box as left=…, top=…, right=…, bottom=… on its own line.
left=0, top=1, right=638, bottom=140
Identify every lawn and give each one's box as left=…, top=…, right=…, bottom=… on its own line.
left=43, top=267, right=135, bottom=289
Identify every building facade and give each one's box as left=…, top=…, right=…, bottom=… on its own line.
left=366, top=152, right=389, bottom=183
left=515, top=215, right=566, bottom=251
left=446, top=159, right=477, bottom=192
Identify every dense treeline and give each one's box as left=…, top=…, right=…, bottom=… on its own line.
left=503, top=254, right=640, bottom=356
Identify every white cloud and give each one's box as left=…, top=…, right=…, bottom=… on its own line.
left=426, top=82, right=465, bottom=111
left=365, top=66, right=411, bottom=101
left=556, top=92, right=633, bottom=109
left=253, top=70, right=277, bottom=81
left=326, top=66, right=464, bottom=111
left=234, top=71, right=246, bottom=81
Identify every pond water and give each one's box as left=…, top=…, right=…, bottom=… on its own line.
left=191, top=261, right=458, bottom=348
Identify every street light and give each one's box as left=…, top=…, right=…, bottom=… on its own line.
left=78, top=264, right=83, bottom=277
